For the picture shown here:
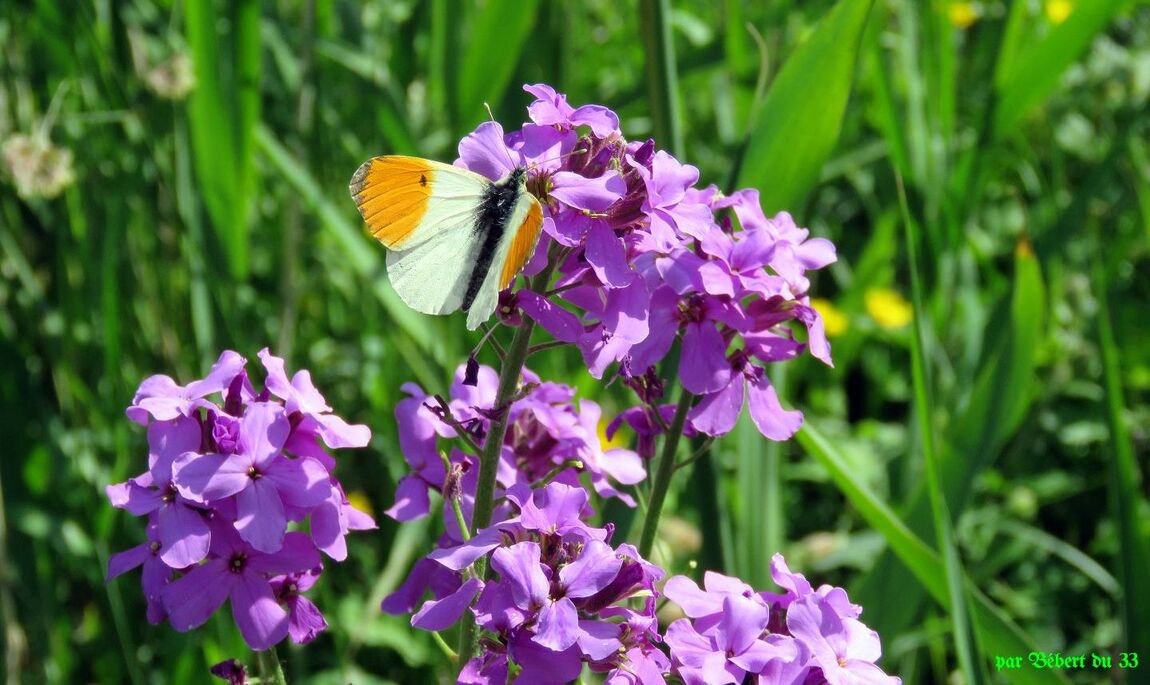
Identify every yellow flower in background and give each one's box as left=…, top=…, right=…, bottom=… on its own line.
left=865, top=288, right=913, bottom=330
left=346, top=490, right=374, bottom=516
left=810, top=298, right=848, bottom=337
left=947, top=2, right=979, bottom=29
left=1045, top=0, right=1074, bottom=25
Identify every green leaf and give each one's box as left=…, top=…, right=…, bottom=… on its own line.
left=640, top=0, right=684, bottom=155
left=455, top=0, right=542, bottom=127
left=993, top=0, right=1125, bottom=137
left=945, top=240, right=1045, bottom=509
left=797, top=423, right=1072, bottom=685
left=1095, top=260, right=1150, bottom=662
left=856, top=239, right=1047, bottom=645
left=183, top=0, right=261, bottom=279
left=899, top=177, right=984, bottom=684
left=736, top=0, right=875, bottom=212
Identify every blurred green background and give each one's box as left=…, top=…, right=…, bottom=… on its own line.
left=2, top=0, right=1148, bottom=683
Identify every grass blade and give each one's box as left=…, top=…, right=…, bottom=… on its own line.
left=639, top=0, right=684, bottom=155
left=898, top=176, right=983, bottom=684
left=945, top=239, right=1045, bottom=509
left=993, top=0, right=1125, bottom=137
left=797, top=423, right=1072, bottom=685
left=455, top=0, right=542, bottom=128
left=855, top=235, right=1046, bottom=647
left=181, top=0, right=262, bottom=280
left=736, top=0, right=875, bottom=212
left=1094, top=257, right=1150, bottom=662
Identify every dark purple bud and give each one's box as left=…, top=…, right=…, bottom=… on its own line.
left=464, top=356, right=481, bottom=387
left=209, top=659, right=247, bottom=685
left=497, top=290, right=523, bottom=328
left=223, top=372, right=247, bottom=417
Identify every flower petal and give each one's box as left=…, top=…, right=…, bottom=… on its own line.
left=490, top=542, right=549, bottom=609
left=534, top=596, right=580, bottom=651
left=680, top=322, right=732, bottom=395
left=157, top=502, right=210, bottom=568
left=236, top=478, right=287, bottom=553
left=173, top=453, right=249, bottom=502
left=164, top=560, right=232, bottom=632
left=689, top=377, right=744, bottom=437
left=747, top=375, right=802, bottom=441
left=585, top=222, right=635, bottom=287
left=230, top=571, right=290, bottom=650
left=412, top=577, right=484, bottom=631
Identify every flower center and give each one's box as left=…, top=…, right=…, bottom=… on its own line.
left=228, top=553, right=248, bottom=573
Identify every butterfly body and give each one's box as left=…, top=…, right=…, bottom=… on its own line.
left=350, top=156, right=543, bottom=330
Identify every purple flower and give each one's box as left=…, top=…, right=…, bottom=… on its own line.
left=271, top=569, right=328, bottom=644
left=209, top=659, right=248, bottom=685
left=108, top=349, right=371, bottom=650
left=163, top=524, right=320, bottom=650
left=106, top=522, right=171, bottom=624
left=385, top=363, right=646, bottom=532
left=664, top=594, right=773, bottom=685
left=393, top=483, right=667, bottom=682
left=106, top=415, right=211, bottom=567
left=663, top=557, right=899, bottom=684
left=174, top=402, right=332, bottom=553
left=258, top=348, right=370, bottom=450
left=127, top=350, right=246, bottom=424
left=787, top=595, right=898, bottom=685
left=442, top=85, right=839, bottom=443
left=524, top=83, right=620, bottom=138
left=688, top=349, right=803, bottom=441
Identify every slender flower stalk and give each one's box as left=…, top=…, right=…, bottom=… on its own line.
left=457, top=258, right=560, bottom=663
left=637, top=386, right=693, bottom=559
left=253, top=646, right=286, bottom=685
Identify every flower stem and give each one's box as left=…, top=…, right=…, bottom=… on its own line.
left=456, top=261, right=558, bottom=665
left=253, top=646, right=286, bottom=685
left=638, top=388, right=694, bottom=559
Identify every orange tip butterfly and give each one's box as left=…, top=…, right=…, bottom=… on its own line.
left=349, top=156, right=544, bottom=330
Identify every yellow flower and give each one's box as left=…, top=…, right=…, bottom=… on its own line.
left=947, top=2, right=979, bottom=29
left=1045, top=0, right=1073, bottom=25
left=346, top=490, right=374, bottom=516
left=810, top=298, right=848, bottom=337
left=865, top=288, right=913, bottom=330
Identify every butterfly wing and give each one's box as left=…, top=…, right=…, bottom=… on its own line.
left=350, top=155, right=544, bottom=329
left=351, top=156, right=491, bottom=316
left=464, top=193, right=544, bottom=330
left=350, top=155, right=489, bottom=251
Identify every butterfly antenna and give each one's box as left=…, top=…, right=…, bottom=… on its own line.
left=483, top=102, right=520, bottom=172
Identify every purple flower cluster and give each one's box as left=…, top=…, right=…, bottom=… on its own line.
left=387, top=480, right=899, bottom=684
left=386, top=362, right=646, bottom=537
left=458, top=84, right=836, bottom=441
left=389, top=483, right=669, bottom=684
left=106, top=349, right=376, bottom=649
left=663, top=555, right=901, bottom=685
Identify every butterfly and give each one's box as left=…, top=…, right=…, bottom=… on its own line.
left=349, top=156, right=544, bottom=330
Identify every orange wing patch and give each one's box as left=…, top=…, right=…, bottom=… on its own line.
left=500, top=200, right=544, bottom=290
left=350, top=156, right=434, bottom=248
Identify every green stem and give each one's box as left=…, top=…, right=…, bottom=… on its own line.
left=456, top=262, right=558, bottom=664
left=253, top=646, right=286, bottom=685
left=638, top=388, right=694, bottom=559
